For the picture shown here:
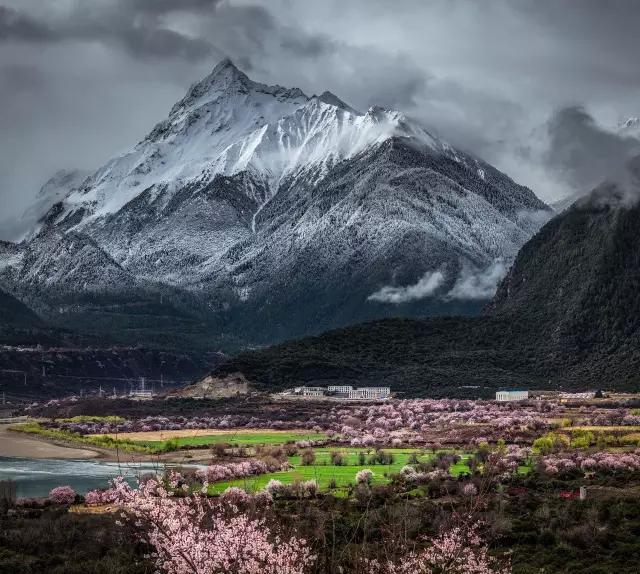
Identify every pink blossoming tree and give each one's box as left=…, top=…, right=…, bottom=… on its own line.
left=48, top=485, right=77, bottom=505
left=366, top=519, right=510, bottom=574
left=113, top=475, right=315, bottom=574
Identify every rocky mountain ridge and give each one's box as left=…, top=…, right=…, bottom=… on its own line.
left=0, top=59, right=549, bottom=348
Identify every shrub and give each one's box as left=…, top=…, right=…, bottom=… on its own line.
left=570, top=430, right=595, bottom=448
left=265, top=479, right=285, bottom=497
left=49, top=486, right=77, bottom=505
left=330, top=451, right=345, bottom=466
left=533, top=432, right=570, bottom=454
left=211, top=442, right=229, bottom=458
left=284, top=444, right=299, bottom=457
left=461, top=483, right=478, bottom=497
left=356, top=469, right=374, bottom=485
left=301, top=449, right=316, bottom=466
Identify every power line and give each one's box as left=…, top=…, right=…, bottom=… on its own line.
left=0, top=369, right=27, bottom=386
left=37, top=373, right=191, bottom=384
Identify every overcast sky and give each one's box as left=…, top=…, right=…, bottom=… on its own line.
left=2, top=0, right=640, bottom=240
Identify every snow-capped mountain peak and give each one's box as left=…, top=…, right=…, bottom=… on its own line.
left=169, top=58, right=308, bottom=120
left=0, top=58, right=550, bottom=348
left=315, top=90, right=357, bottom=113
left=52, top=60, right=453, bottom=231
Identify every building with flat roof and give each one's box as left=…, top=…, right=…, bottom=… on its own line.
left=129, top=378, right=154, bottom=400
left=328, top=385, right=353, bottom=393
left=301, top=386, right=325, bottom=397
left=348, top=387, right=391, bottom=400
left=495, top=389, right=529, bottom=402
left=288, top=385, right=391, bottom=400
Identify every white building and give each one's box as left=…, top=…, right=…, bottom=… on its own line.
left=301, top=386, right=325, bottom=397
left=348, top=387, right=391, bottom=400
left=328, top=385, right=353, bottom=393
left=495, top=390, right=529, bottom=402
left=129, top=378, right=154, bottom=400
left=129, top=388, right=154, bottom=400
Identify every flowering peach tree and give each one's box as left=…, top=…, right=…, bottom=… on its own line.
left=113, top=475, right=315, bottom=574
left=365, top=519, right=510, bottom=574
left=48, top=485, right=77, bottom=505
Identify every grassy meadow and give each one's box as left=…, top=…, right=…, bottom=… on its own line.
left=129, top=429, right=327, bottom=449
left=209, top=448, right=474, bottom=493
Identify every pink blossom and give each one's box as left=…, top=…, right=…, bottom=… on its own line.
left=49, top=485, right=77, bottom=505
left=113, top=476, right=315, bottom=574
left=85, top=487, right=118, bottom=506
left=461, top=483, right=478, bottom=497
left=365, top=519, right=510, bottom=574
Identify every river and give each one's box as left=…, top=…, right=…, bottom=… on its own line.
left=0, top=457, right=174, bottom=498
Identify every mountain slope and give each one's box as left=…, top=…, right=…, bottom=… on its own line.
left=210, top=184, right=640, bottom=396
left=0, top=59, right=549, bottom=348
left=490, top=184, right=640, bottom=375
left=0, top=284, right=41, bottom=328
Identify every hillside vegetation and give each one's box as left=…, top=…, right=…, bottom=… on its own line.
left=214, top=187, right=640, bottom=397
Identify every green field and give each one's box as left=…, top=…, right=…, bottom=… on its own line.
left=134, top=431, right=327, bottom=450
left=210, top=448, right=473, bottom=493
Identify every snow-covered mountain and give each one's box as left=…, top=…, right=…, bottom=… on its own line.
left=0, top=59, right=550, bottom=348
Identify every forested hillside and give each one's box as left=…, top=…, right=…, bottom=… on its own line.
left=213, top=186, right=640, bottom=397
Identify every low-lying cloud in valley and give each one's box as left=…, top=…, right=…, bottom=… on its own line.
left=368, top=260, right=508, bottom=305
left=445, top=260, right=508, bottom=301
left=368, top=270, right=445, bottom=304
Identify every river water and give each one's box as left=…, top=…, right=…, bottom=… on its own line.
left=0, top=457, right=173, bottom=498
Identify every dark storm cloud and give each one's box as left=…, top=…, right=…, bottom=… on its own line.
left=279, top=33, right=336, bottom=58
left=0, top=3, right=217, bottom=62
left=0, top=6, right=53, bottom=41
left=94, top=25, right=214, bottom=61
left=545, top=106, right=640, bottom=193
left=3, top=0, right=640, bottom=240
left=519, top=0, right=640, bottom=71
left=129, top=0, right=224, bottom=14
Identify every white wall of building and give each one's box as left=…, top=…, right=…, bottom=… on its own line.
left=495, top=390, right=529, bottom=402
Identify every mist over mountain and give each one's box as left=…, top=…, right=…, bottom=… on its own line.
left=0, top=60, right=549, bottom=350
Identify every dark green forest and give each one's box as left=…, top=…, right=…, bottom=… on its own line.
left=214, top=191, right=640, bottom=397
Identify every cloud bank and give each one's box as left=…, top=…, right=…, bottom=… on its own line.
left=368, top=271, right=445, bottom=304
left=445, top=261, right=508, bottom=301
left=3, top=1, right=640, bottom=239
left=368, top=260, right=509, bottom=305
left=545, top=106, right=640, bottom=195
